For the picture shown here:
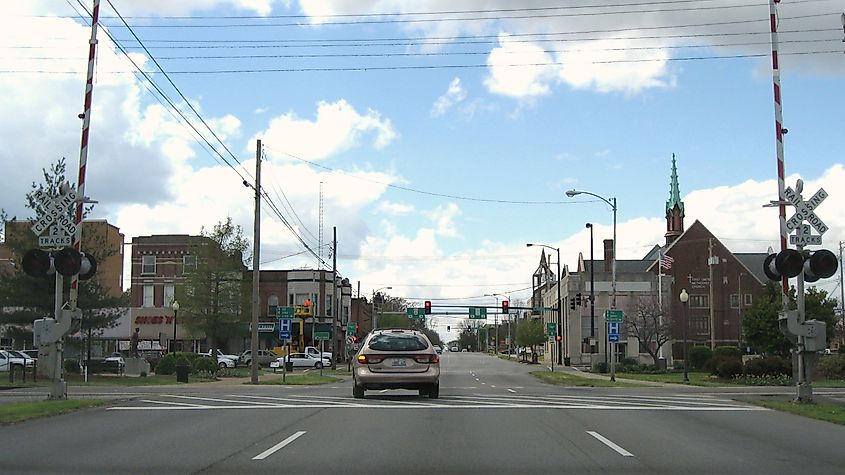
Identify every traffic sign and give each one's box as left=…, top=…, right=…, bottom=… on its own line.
left=468, top=307, right=487, bottom=319
left=257, top=322, right=275, bottom=333
left=406, top=307, right=426, bottom=319
left=790, top=224, right=822, bottom=246
left=346, top=322, right=357, bottom=336
left=31, top=189, right=78, bottom=241
left=546, top=322, right=556, bottom=335
left=608, top=333, right=620, bottom=343
left=277, top=306, right=295, bottom=318
left=278, top=318, right=292, bottom=340
left=605, top=309, right=624, bottom=323
left=783, top=186, right=828, bottom=235
left=608, top=321, right=621, bottom=342
left=314, top=332, right=330, bottom=341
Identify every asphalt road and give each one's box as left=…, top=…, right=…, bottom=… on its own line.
left=1, top=352, right=844, bottom=474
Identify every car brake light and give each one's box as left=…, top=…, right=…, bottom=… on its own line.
left=414, top=354, right=438, bottom=364
left=357, top=355, right=384, bottom=364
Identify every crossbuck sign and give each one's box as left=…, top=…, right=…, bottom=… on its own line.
left=30, top=188, right=77, bottom=248
left=782, top=185, right=827, bottom=237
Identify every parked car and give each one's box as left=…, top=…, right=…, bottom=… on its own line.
left=104, top=352, right=126, bottom=369
left=353, top=329, right=440, bottom=399
left=239, top=349, right=277, bottom=367
left=450, top=346, right=459, bottom=352
left=0, top=350, right=33, bottom=372
left=6, top=350, right=36, bottom=366
left=200, top=349, right=240, bottom=362
left=276, top=353, right=331, bottom=369
left=21, top=349, right=38, bottom=360
left=215, top=356, right=237, bottom=368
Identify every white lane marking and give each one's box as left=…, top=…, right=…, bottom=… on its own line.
left=141, top=399, right=209, bottom=408
left=229, top=394, right=359, bottom=406
left=108, top=404, right=769, bottom=411
left=253, top=431, right=307, bottom=460
left=490, top=385, right=496, bottom=388
left=160, top=394, right=272, bottom=406
left=379, top=389, right=389, bottom=393
left=507, top=389, right=517, bottom=393
left=475, top=378, right=480, bottom=381
left=587, top=431, right=634, bottom=457
left=481, top=382, right=486, bottom=385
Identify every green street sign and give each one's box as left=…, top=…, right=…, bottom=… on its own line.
left=605, top=309, right=624, bottom=323
left=314, top=332, right=330, bottom=341
left=546, top=322, right=556, bottom=335
left=277, top=306, right=295, bottom=318
left=533, top=307, right=553, bottom=312
left=469, top=307, right=488, bottom=319
left=406, top=308, right=426, bottom=319
left=346, top=323, right=357, bottom=336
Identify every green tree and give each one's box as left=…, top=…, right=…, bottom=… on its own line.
left=176, top=218, right=249, bottom=358
left=742, top=282, right=838, bottom=357
left=0, top=158, right=126, bottom=349
left=515, top=318, right=546, bottom=361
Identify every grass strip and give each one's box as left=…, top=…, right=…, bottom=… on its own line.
left=751, top=400, right=845, bottom=425
left=530, top=371, right=645, bottom=388
left=612, top=371, right=727, bottom=387
left=0, top=399, right=109, bottom=425
left=65, top=374, right=216, bottom=386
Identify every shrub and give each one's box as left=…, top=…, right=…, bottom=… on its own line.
left=140, top=371, right=147, bottom=378
left=688, top=346, right=713, bottom=370
left=595, top=362, right=608, bottom=373
left=713, top=346, right=743, bottom=359
left=817, top=354, right=845, bottom=379
left=732, top=374, right=793, bottom=386
left=712, top=357, right=743, bottom=379
left=64, top=359, right=81, bottom=374
left=156, top=354, right=176, bottom=375
left=175, top=355, right=191, bottom=367
left=192, top=357, right=218, bottom=375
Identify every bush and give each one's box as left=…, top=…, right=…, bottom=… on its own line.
left=156, top=354, right=176, bottom=375
left=712, top=357, right=743, bottom=379
left=732, top=374, right=793, bottom=386
left=140, top=371, right=147, bottom=378
left=817, top=354, right=845, bottom=379
left=192, top=357, right=218, bottom=375
left=64, top=359, right=81, bottom=374
left=175, top=355, right=190, bottom=367
left=713, top=346, right=743, bottom=359
left=595, top=362, right=608, bottom=373
left=688, top=346, right=713, bottom=370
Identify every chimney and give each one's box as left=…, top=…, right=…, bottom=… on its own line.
left=603, top=239, right=614, bottom=271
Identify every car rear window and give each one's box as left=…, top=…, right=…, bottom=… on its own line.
left=368, top=334, right=428, bottom=352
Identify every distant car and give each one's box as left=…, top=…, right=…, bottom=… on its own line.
left=353, top=329, right=440, bottom=399
left=21, top=350, right=38, bottom=360
left=200, top=349, right=240, bottom=362
left=104, top=352, right=125, bottom=367
left=6, top=350, right=36, bottom=366
left=435, top=346, right=443, bottom=354
left=239, top=349, right=277, bottom=367
left=0, top=350, right=32, bottom=372
left=277, top=353, right=331, bottom=369
left=450, top=346, right=459, bottom=352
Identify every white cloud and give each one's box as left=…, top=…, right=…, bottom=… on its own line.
left=431, top=78, right=467, bottom=117
left=377, top=201, right=415, bottom=216
left=425, top=203, right=462, bottom=238
left=255, top=100, right=397, bottom=161
left=484, top=34, right=555, bottom=98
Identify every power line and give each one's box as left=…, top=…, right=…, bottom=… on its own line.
left=97, top=5, right=834, bottom=29
left=265, top=147, right=571, bottom=205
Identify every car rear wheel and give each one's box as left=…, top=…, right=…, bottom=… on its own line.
left=353, top=381, right=365, bottom=399
left=314, top=362, right=323, bottom=369
left=428, top=383, right=439, bottom=399
left=218, top=362, right=227, bottom=368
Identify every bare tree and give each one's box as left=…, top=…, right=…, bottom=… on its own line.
left=625, top=296, right=672, bottom=367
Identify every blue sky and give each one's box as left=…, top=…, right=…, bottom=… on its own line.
left=2, top=1, right=844, bottom=341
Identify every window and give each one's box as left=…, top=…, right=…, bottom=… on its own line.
left=730, top=294, right=740, bottom=309
left=744, top=294, right=753, bottom=306
left=690, top=295, right=709, bottom=308
left=142, top=255, right=156, bottom=275
left=183, top=255, right=197, bottom=273
left=164, top=285, right=175, bottom=308
left=343, top=306, right=350, bottom=325
left=326, top=295, right=333, bottom=317
left=143, top=285, right=154, bottom=307
left=268, top=295, right=279, bottom=317
left=368, top=334, right=428, bottom=351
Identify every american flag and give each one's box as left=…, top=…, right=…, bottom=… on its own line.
left=660, top=253, right=674, bottom=270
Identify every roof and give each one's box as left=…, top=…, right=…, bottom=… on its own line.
left=666, top=153, right=685, bottom=217
left=734, top=253, right=769, bottom=284
left=583, top=259, right=653, bottom=274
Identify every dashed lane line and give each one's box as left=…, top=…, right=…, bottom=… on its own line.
left=586, top=431, right=634, bottom=457
left=507, top=389, right=517, bottom=393
left=253, top=431, right=307, bottom=460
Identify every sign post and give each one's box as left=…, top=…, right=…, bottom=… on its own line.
left=604, top=309, right=624, bottom=382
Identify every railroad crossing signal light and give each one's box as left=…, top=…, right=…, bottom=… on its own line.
left=21, top=247, right=97, bottom=279
left=424, top=300, right=432, bottom=314
left=501, top=300, right=509, bottom=313
left=763, top=249, right=837, bottom=282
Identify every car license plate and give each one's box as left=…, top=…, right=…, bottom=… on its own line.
left=391, top=359, right=407, bottom=367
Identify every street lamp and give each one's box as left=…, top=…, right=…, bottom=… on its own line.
left=485, top=292, right=511, bottom=356
left=526, top=243, right=563, bottom=365
left=586, top=223, right=596, bottom=352
left=566, top=189, right=617, bottom=372
left=171, top=299, right=180, bottom=353
left=679, top=289, right=690, bottom=383
left=372, top=287, right=392, bottom=330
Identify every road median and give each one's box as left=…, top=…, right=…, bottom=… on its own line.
left=0, top=399, right=110, bottom=425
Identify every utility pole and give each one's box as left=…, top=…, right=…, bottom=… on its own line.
left=250, top=139, right=261, bottom=385
left=331, top=226, right=337, bottom=370
left=840, top=241, right=844, bottom=347
left=709, top=238, right=716, bottom=350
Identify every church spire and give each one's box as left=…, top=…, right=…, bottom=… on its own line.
left=664, top=154, right=685, bottom=245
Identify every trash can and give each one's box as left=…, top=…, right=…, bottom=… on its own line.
left=285, top=362, right=294, bottom=372
left=176, top=364, right=190, bottom=383
left=657, top=357, right=667, bottom=371
left=564, top=357, right=571, bottom=366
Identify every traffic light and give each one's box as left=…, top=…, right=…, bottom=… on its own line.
left=569, top=298, right=576, bottom=310
left=501, top=300, right=509, bottom=314
left=424, top=300, right=432, bottom=314
left=763, top=249, right=837, bottom=283
left=555, top=334, right=562, bottom=342
left=575, top=293, right=582, bottom=307
left=21, top=247, right=97, bottom=279
left=447, top=326, right=450, bottom=332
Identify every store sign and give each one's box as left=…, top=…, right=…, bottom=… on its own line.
left=134, top=315, right=175, bottom=325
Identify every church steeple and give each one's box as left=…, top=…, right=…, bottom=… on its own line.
left=665, top=154, right=685, bottom=245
